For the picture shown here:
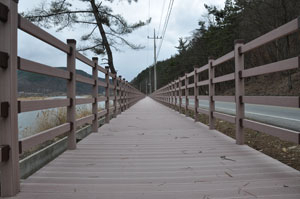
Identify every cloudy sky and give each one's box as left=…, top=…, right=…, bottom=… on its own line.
left=18, top=0, right=224, bottom=80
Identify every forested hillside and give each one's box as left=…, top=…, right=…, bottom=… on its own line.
left=132, top=0, right=300, bottom=95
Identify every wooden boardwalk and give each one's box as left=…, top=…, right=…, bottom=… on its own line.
left=13, top=97, right=300, bottom=198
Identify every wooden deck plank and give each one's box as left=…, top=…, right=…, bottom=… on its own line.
left=40, top=163, right=296, bottom=174
left=22, top=172, right=300, bottom=185
left=32, top=168, right=299, bottom=178
left=10, top=189, right=300, bottom=199
left=12, top=97, right=300, bottom=198
left=20, top=178, right=300, bottom=193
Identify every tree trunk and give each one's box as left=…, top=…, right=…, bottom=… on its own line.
left=90, top=0, right=116, bottom=74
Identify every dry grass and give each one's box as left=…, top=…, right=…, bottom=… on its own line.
left=76, top=106, right=91, bottom=119
left=168, top=104, right=300, bottom=171
left=18, top=96, right=109, bottom=160
left=20, top=105, right=94, bottom=139
left=19, top=106, right=107, bottom=160
left=214, top=119, right=300, bottom=171
left=18, top=96, right=46, bottom=101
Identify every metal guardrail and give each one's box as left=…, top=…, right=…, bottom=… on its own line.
left=0, top=1, right=144, bottom=197
left=151, top=17, right=300, bottom=146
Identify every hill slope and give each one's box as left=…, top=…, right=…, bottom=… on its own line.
left=18, top=67, right=105, bottom=96
left=131, top=0, right=300, bottom=96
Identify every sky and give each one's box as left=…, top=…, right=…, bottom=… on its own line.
left=18, top=0, right=225, bottom=81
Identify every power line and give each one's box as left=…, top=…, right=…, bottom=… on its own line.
left=145, top=0, right=173, bottom=92
left=156, top=0, right=174, bottom=60
left=157, top=0, right=174, bottom=59
left=157, top=0, right=166, bottom=36
left=146, top=0, right=150, bottom=67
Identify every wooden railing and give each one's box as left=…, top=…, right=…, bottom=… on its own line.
left=152, top=17, right=300, bottom=146
left=0, top=1, right=144, bottom=197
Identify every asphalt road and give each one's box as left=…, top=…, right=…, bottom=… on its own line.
left=180, top=98, right=300, bottom=132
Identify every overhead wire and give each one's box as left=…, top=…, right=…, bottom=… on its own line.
left=157, top=0, right=166, bottom=36
left=156, top=0, right=174, bottom=60
left=146, top=0, right=150, bottom=67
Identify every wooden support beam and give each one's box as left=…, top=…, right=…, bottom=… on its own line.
left=179, top=78, right=182, bottom=113
left=113, top=72, right=117, bottom=118
left=118, top=76, right=122, bottom=113
left=105, top=67, right=110, bottom=123
left=171, top=83, right=173, bottom=105
left=194, top=67, right=199, bottom=122
left=92, top=57, right=98, bottom=132
left=124, top=78, right=127, bottom=110
left=208, top=57, right=215, bottom=130
left=174, top=80, right=178, bottom=109
left=235, top=39, right=245, bottom=145
left=66, top=39, right=76, bottom=150
left=185, top=73, right=188, bottom=116
left=0, top=0, right=20, bottom=196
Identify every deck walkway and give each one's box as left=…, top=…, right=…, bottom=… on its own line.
left=13, top=97, right=300, bottom=198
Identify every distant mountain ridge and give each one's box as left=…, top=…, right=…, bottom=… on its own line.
left=18, top=67, right=105, bottom=96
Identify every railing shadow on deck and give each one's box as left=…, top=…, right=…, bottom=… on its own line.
left=0, top=1, right=144, bottom=197
left=151, top=17, right=300, bottom=147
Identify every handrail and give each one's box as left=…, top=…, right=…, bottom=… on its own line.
left=151, top=17, right=300, bottom=148
left=18, top=58, right=71, bottom=79
left=0, top=1, right=144, bottom=196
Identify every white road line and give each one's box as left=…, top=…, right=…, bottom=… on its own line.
left=191, top=101, right=300, bottom=122
left=216, top=107, right=300, bottom=122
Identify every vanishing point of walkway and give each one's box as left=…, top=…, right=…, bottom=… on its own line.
left=13, top=97, right=300, bottom=198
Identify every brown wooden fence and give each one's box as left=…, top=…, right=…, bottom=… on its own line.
left=0, top=0, right=144, bottom=197
left=152, top=17, right=300, bottom=146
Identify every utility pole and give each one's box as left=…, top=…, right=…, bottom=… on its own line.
left=148, top=29, right=162, bottom=91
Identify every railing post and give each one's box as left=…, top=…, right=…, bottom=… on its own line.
left=166, top=84, right=168, bottom=104
left=169, top=83, right=172, bottom=105
left=194, top=67, right=199, bottom=122
left=235, top=39, right=245, bottom=145
left=126, top=80, right=128, bottom=108
left=173, top=82, right=176, bottom=108
left=209, top=57, right=215, bottom=130
left=128, top=84, right=131, bottom=107
left=171, top=82, right=174, bottom=107
left=0, top=0, right=20, bottom=196
left=66, top=39, right=76, bottom=150
left=121, top=78, right=125, bottom=111
left=119, top=75, right=123, bottom=112
left=123, top=78, right=127, bottom=110
left=92, top=57, right=98, bottom=132
left=179, top=77, right=182, bottom=113
left=126, top=81, right=129, bottom=108
left=113, top=72, right=117, bottom=118
left=164, top=87, right=166, bottom=103
left=173, top=82, right=176, bottom=107
left=105, top=67, right=110, bottom=123
left=185, top=73, right=188, bottom=116
left=174, top=80, right=177, bottom=109
left=169, top=84, right=171, bottom=105
left=167, top=84, right=169, bottom=104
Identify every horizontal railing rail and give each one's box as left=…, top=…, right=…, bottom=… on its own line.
left=0, top=1, right=144, bottom=197
left=151, top=17, right=300, bottom=148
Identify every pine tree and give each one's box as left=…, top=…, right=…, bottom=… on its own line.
left=24, top=0, right=151, bottom=73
